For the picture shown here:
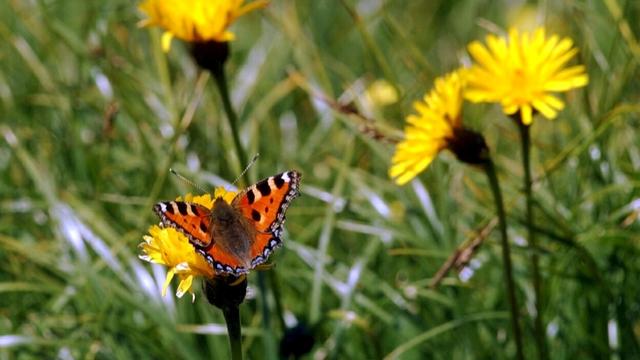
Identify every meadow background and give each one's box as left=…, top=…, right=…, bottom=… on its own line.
left=1, top=0, right=639, bottom=359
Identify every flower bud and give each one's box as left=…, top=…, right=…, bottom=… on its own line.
left=190, top=41, right=230, bottom=74
left=203, top=275, right=247, bottom=310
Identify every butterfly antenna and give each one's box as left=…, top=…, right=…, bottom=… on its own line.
left=231, top=153, right=260, bottom=186
left=169, top=168, right=207, bottom=193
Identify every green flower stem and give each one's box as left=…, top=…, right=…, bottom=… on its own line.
left=222, top=305, right=243, bottom=360
left=484, top=159, right=524, bottom=360
left=211, top=65, right=249, bottom=186
left=203, top=276, right=247, bottom=360
left=210, top=64, right=279, bottom=360
left=518, top=122, right=547, bottom=360
left=517, top=121, right=548, bottom=360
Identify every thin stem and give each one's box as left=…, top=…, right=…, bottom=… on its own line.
left=210, top=64, right=279, bottom=360
left=211, top=66, right=249, bottom=186
left=518, top=122, right=547, bottom=360
left=203, top=277, right=247, bottom=360
left=484, top=160, right=525, bottom=360
left=222, top=306, right=243, bottom=360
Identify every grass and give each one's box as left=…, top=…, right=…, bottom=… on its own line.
left=1, top=0, right=640, bottom=359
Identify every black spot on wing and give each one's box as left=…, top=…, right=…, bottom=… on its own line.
left=274, top=175, right=285, bottom=189
left=256, top=180, right=271, bottom=196
left=191, top=205, right=202, bottom=216
left=177, top=202, right=188, bottom=215
left=246, top=189, right=256, bottom=204
left=164, top=202, right=175, bottom=214
left=266, top=170, right=301, bottom=233
left=251, top=209, right=261, bottom=221
left=199, top=222, right=208, bottom=233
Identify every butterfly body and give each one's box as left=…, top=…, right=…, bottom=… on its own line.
left=154, top=170, right=301, bottom=275
left=209, top=197, right=256, bottom=269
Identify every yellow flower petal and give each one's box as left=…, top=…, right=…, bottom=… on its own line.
left=531, top=98, right=558, bottom=119
left=176, top=275, right=193, bottom=298
left=161, top=32, right=173, bottom=52
left=213, top=188, right=237, bottom=204
left=139, top=0, right=267, bottom=45
left=389, top=70, right=465, bottom=185
left=465, top=27, right=588, bottom=124
left=162, top=268, right=175, bottom=297
left=521, top=104, right=533, bottom=125
left=542, top=94, right=565, bottom=111
left=139, top=225, right=215, bottom=298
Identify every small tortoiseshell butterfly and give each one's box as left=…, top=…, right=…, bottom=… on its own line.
left=154, top=170, right=301, bottom=275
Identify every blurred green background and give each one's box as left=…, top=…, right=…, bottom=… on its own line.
left=1, top=0, right=639, bottom=359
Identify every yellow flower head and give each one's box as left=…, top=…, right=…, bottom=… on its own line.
left=139, top=0, right=268, bottom=51
left=465, top=27, right=589, bottom=125
left=139, top=188, right=238, bottom=299
left=390, top=70, right=466, bottom=185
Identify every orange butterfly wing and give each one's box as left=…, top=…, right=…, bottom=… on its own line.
left=196, top=244, right=246, bottom=273
left=233, top=170, right=301, bottom=264
left=153, top=201, right=213, bottom=247
left=153, top=170, right=301, bottom=275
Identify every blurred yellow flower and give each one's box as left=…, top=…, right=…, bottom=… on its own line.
left=465, top=27, right=588, bottom=125
left=390, top=70, right=465, bottom=185
left=139, top=0, right=268, bottom=51
left=365, top=79, right=399, bottom=107
left=139, top=189, right=237, bottom=299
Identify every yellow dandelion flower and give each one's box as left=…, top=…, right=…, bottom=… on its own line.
left=390, top=70, right=466, bottom=185
left=465, top=27, right=589, bottom=125
left=139, top=0, right=268, bottom=51
left=140, top=226, right=213, bottom=300
left=139, top=188, right=237, bottom=299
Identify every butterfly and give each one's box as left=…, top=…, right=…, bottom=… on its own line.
left=154, top=170, right=301, bottom=275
